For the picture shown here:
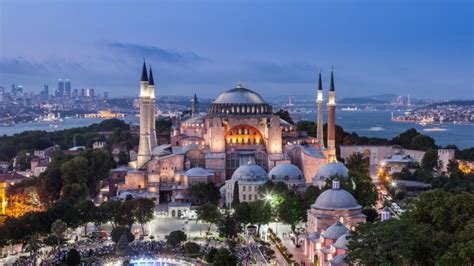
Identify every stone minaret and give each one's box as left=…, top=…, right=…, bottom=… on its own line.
left=148, top=66, right=157, bottom=148
left=327, top=68, right=337, bottom=163
left=316, top=71, right=325, bottom=149
left=192, top=93, right=198, bottom=117
left=137, top=62, right=151, bottom=168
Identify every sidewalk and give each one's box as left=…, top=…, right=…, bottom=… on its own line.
left=282, top=238, right=311, bottom=266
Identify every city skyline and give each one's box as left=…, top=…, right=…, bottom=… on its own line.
left=1, top=0, right=473, bottom=99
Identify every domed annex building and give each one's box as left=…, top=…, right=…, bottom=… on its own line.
left=119, top=62, right=346, bottom=204
left=304, top=180, right=366, bottom=265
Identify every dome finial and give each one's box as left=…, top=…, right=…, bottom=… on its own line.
left=332, top=178, right=340, bottom=190
left=237, top=81, right=242, bottom=88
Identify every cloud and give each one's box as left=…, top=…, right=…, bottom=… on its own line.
left=105, top=41, right=208, bottom=64
left=0, top=56, right=84, bottom=77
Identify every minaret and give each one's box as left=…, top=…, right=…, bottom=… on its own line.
left=327, top=68, right=337, bottom=163
left=316, top=71, right=325, bottom=149
left=137, top=62, right=151, bottom=168
left=148, top=66, right=157, bottom=148
left=192, top=94, right=199, bottom=117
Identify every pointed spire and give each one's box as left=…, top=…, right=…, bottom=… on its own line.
left=194, top=93, right=198, bottom=103
left=140, top=60, right=148, bottom=82
left=148, top=65, right=154, bottom=86
left=330, top=66, right=335, bottom=91
left=318, top=70, right=323, bottom=91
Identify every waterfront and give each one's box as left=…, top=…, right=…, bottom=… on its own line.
left=0, top=110, right=472, bottom=148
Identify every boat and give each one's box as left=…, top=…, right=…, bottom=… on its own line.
left=341, top=107, right=359, bottom=111
left=423, top=127, right=447, bottom=132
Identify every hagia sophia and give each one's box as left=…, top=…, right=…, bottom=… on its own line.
left=118, top=62, right=367, bottom=265
left=123, top=62, right=348, bottom=203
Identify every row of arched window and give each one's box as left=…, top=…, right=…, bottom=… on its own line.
left=207, top=104, right=272, bottom=114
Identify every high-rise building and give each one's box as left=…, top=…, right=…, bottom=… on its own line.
left=80, top=88, right=85, bottom=98
left=65, top=79, right=71, bottom=97
left=85, top=88, right=95, bottom=98
left=56, top=79, right=64, bottom=97
left=41, top=85, right=49, bottom=99
left=103, top=91, right=109, bottom=99
left=72, top=89, right=78, bottom=98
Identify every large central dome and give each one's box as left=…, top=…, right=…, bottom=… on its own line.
left=214, top=86, right=267, bottom=104
left=207, top=84, right=272, bottom=115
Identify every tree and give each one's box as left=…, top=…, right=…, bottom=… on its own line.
left=66, top=248, right=81, bottom=266
left=205, top=247, right=218, bottom=263
left=213, top=248, right=238, bottom=266
left=301, top=186, right=321, bottom=213
left=25, top=233, right=42, bottom=265
left=196, top=203, right=221, bottom=233
left=133, top=198, right=155, bottom=235
left=111, top=226, right=134, bottom=243
left=76, top=200, right=96, bottom=236
left=98, top=200, right=122, bottom=228
left=183, top=242, right=201, bottom=257
left=248, top=200, right=272, bottom=234
left=120, top=198, right=137, bottom=229
left=344, top=153, right=378, bottom=207
left=188, top=182, right=220, bottom=204
left=234, top=202, right=251, bottom=226
left=422, top=148, right=438, bottom=173
left=278, top=192, right=305, bottom=243
left=274, top=109, right=294, bottom=124
left=232, top=181, right=240, bottom=207
left=362, top=208, right=379, bottom=223
left=166, top=230, right=187, bottom=247
left=118, top=150, right=129, bottom=165
left=217, top=211, right=242, bottom=239
left=51, top=219, right=67, bottom=262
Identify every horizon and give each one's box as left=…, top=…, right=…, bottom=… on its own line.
left=1, top=0, right=473, bottom=99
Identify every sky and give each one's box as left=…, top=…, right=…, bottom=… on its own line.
left=0, top=0, right=473, bottom=99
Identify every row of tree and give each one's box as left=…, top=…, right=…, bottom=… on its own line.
left=0, top=196, right=155, bottom=247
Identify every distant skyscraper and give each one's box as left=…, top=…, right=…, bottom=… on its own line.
left=57, top=79, right=64, bottom=97
left=41, top=85, right=49, bottom=99
left=65, top=79, right=71, bottom=97
left=85, top=88, right=94, bottom=98
left=80, top=88, right=85, bottom=98
left=72, top=89, right=78, bottom=98
left=103, top=91, right=109, bottom=99
left=407, top=94, right=411, bottom=107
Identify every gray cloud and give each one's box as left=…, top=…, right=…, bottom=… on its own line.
left=105, top=41, right=209, bottom=64
left=0, top=56, right=85, bottom=77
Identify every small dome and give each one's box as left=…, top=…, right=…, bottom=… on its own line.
left=232, top=163, right=268, bottom=182
left=214, top=86, right=267, bottom=104
left=182, top=115, right=204, bottom=126
left=185, top=167, right=212, bottom=177
left=324, top=221, right=349, bottom=240
left=333, top=231, right=352, bottom=249
left=269, top=163, right=304, bottom=182
left=313, top=162, right=349, bottom=183
left=313, top=188, right=360, bottom=210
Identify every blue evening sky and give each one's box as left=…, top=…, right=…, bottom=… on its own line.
left=0, top=0, right=472, bottom=99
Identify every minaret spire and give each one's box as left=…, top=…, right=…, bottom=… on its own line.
left=330, top=66, right=335, bottom=91
left=148, top=65, right=154, bottom=86
left=192, top=93, right=199, bottom=117
left=141, top=60, right=149, bottom=82
left=316, top=70, right=325, bottom=149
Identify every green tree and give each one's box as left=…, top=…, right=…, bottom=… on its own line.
left=51, top=219, right=67, bottom=262
left=118, top=150, right=129, bottom=165
left=204, top=247, right=218, bottom=263
left=217, top=211, right=242, bottom=239
left=188, top=182, right=220, bottom=204
left=66, top=248, right=81, bottom=266
left=166, top=230, right=187, bottom=247
left=232, top=181, right=240, bottom=207
left=274, top=109, right=294, bottom=124
left=111, top=226, right=134, bottom=243
left=196, top=203, right=221, bottom=233
left=248, top=200, right=272, bottom=234
left=120, top=198, right=137, bottom=229
left=234, top=202, right=251, bottom=226
left=342, top=153, right=377, bottom=207
left=213, top=248, right=237, bottom=266
left=422, top=148, right=438, bottom=173
left=98, top=200, right=122, bottom=228
left=77, top=200, right=96, bottom=236
left=25, top=233, right=42, bottom=265
left=277, top=192, right=304, bottom=243
left=183, top=242, right=201, bottom=257
left=362, top=207, right=379, bottom=223
left=133, top=198, right=155, bottom=235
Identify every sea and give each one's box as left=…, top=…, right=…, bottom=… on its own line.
left=0, top=110, right=472, bottom=149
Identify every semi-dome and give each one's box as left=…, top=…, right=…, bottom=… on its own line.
left=185, top=167, right=212, bottom=177
left=182, top=143, right=200, bottom=153
left=231, top=163, right=268, bottom=182
left=333, top=231, right=352, bottom=249
left=269, top=163, right=304, bottom=181
left=313, top=187, right=360, bottom=210
left=324, top=221, right=349, bottom=240
left=313, top=162, right=349, bottom=182
left=207, top=84, right=272, bottom=115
